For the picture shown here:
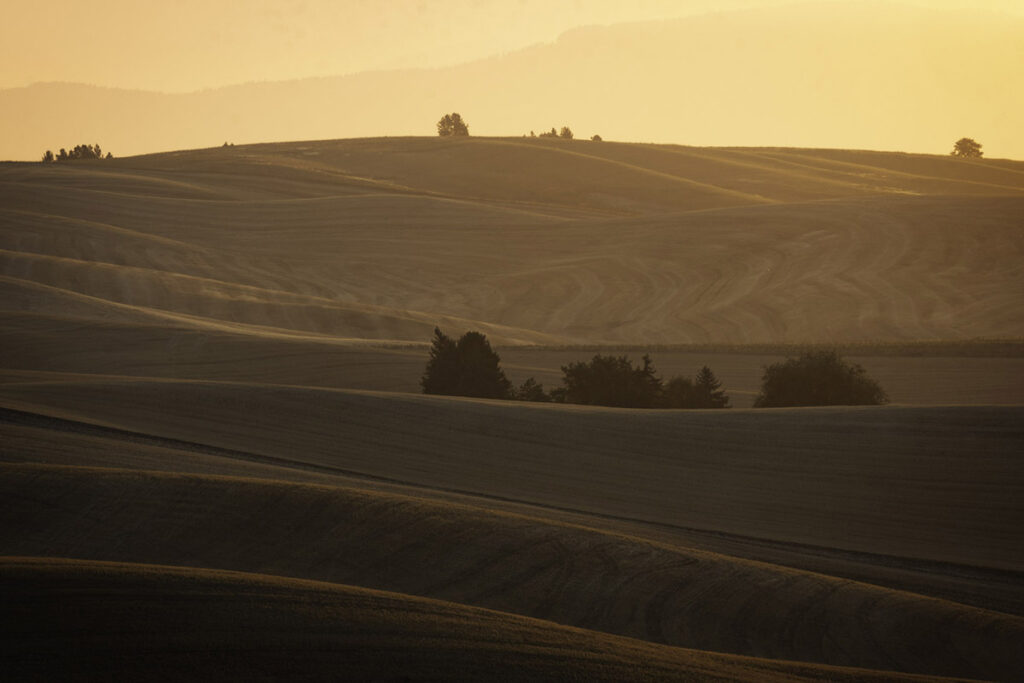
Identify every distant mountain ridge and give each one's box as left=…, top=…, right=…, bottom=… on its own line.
left=1, top=2, right=1021, bottom=160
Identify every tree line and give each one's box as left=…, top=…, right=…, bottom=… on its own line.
left=421, top=329, right=888, bottom=408
left=42, top=144, right=112, bottom=162
left=437, top=113, right=602, bottom=142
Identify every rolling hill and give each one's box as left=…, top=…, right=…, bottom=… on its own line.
left=2, top=136, right=1023, bottom=680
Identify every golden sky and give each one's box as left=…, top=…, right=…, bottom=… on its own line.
left=3, top=0, right=1022, bottom=92
left=2, top=0, right=1021, bottom=159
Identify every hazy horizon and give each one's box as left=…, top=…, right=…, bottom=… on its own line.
left=2, top=0, right=1022, bottom=160
left=4, top=0, right=1023, bottom=93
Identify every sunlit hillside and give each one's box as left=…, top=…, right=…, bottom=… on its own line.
left=2, top=135, right=1023, bottom=681
left=3, top=137, right=1023, bottom=351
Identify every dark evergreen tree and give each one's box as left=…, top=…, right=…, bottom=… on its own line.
left=453, top=331, right=512, bottom=398
left=693, top=365, right=730, bottom=408
left=420, top=327, right=459, bottom=395
left=41, top=150, right=54, bottom=163
left=754, top=349, right=888, bottom=407
left=420, top=328, right=511, bottom=399
left=559, top=126, right=573, bottom=139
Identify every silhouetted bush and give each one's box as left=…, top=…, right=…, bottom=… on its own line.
left=560, top=126, right=574, bottom=140
left=753, top=349, right=888, bottom=407
left=421, top=328, right=511, bottom=399
left=515, top=377, right=551, bottom=402
left=950, top=137, right=983, bottom=158
left=437, top=113, right=469, bottom=137
left=539, top=127, right=559, bottom=138
left=591, top=134, right=602, bottom=142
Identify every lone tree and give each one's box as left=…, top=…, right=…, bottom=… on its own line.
left=437, top=113, right=469, bottom=137
left=421, top=328, right=512, bottom=399
left=559, top=126, right=574, bottom=140
left=951, top=137, right=983, bottom=158
left=753, top=349, right=888, bottom=407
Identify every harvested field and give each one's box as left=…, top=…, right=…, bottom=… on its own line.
left=2, top=137, right=1022, bottom=680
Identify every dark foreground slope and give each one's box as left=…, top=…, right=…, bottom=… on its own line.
left=3, top=469, right=1021, bottom=681
left=3, top=557, right=957, bottom=683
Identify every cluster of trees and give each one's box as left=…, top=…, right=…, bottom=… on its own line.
left=41, top=144, right=112, bottom=162
left=437, top=113, right=470, bottom=137
left=531, top=127, right=574, bottom=140
left=422, top=329, right=889, bottom=409
left=950, top=137, right=983, bottom=158
left=556, top=354, right=729, bottom=408
left=421, top=329, right=729, bottom=409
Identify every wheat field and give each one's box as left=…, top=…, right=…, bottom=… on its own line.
left=2, top=137, right=1022, bottom=680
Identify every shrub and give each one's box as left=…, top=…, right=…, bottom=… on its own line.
left=753, top=349, right=888, bottom=407
left=515, top=377, right=551, bottom=402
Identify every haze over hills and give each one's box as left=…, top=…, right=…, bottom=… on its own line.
left=2, top=2, right=1022, bottom=161
left=2, top=133, right=1023, bottom=680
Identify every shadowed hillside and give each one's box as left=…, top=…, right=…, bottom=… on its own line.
left=5, top=557, right=963, bottom=682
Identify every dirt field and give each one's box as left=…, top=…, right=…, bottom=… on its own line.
left=2, top=138, right=1022, bottom=680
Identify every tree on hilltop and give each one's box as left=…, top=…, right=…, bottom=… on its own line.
left=560, top=126, right=574, bottom=140
left=951, top=137, right=983, bottom=158
left=437, top=113, right=470, bottom=137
